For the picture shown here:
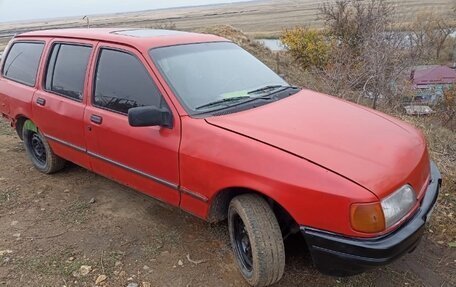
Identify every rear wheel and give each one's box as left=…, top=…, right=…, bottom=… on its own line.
left=23, top=123, right=66, bottom=174
left=228, top=194, right=285, bottom=287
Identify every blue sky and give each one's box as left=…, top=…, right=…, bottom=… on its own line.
left=0, top=0, right=251, bottom=23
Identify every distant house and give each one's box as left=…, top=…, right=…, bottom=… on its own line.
left=410, top=65, right=456, bottom=103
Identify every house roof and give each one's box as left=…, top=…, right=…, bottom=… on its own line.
left=412, top=65, right=456, bottom=86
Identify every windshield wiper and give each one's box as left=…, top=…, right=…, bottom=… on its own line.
left=195, top=86, right=300, bottom=112
left=195, top=96, right=251, bottom=110
left=247, top=85, right=288, bottom=95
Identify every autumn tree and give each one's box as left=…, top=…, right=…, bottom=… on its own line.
left=280, top=27, right=330, bottom=70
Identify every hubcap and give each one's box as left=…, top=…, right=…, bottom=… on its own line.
left=30, top=133, right=46, bottom=165
left=233, top=215, right=253, bottom=272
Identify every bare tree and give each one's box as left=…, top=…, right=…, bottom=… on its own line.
left=409, top=12, right=456, bottom=61
left=317, top=0, right=413, bottom=109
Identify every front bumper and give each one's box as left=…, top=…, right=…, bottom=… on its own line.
left=301, top=161, right=441, bottom=276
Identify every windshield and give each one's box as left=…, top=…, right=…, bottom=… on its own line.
left=149, top=42, right=288, bottom=114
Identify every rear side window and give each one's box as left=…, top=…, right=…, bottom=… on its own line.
left=93, top=48, right=162, bottom=114
left=45, top=43, right=92, bottom=101
left=2, top=42, right=44, bottom=86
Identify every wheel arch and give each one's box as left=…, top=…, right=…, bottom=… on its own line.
left=207, top=186, right=299, bottom=235
left=14, top=115, right=30, bottom=140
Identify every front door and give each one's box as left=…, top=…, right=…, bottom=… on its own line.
left=84, top=43, right=181, bottom=205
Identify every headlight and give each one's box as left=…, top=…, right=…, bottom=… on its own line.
left=350, top=184, right=417, bottom=234
left=381, top=185, right=417, bottom=228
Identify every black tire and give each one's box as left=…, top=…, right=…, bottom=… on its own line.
left=228, top=194, right=285, bottom=287
left=23, top=126, right=66, bottom=174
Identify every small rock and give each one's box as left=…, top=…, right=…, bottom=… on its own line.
left=0, top=177, right=6, bottom=181
left=66, top=257, right=75, bottom=263
left=79, top=265, right=92, bottom=276
left=0, top=250, right=13, bottom=256
left=115, top=261, right=122, bottom=267
left=142, top=282, right=151, bottom=287
left=10, top=221, right=18, bottom=226
left=142, top=265, right=150, bottom=271
left=178, top=260, right=183, bottom=266
left=95, top=274, right=107, bottom=285
left=127, top=283, right=139, bottom=287
left=13, top=233, right=20, bottom=238
left=89, top=198, right=96, bottom=204
left=119, top=271, right=127, bottom=277
left=64, top=189, right=70, bottom=193
left=3, top=257, right=10, bottom=264
left=40, top=208, right=46, bottom=211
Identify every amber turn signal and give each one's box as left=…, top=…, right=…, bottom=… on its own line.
left=350, top=202, right=386, bottom=233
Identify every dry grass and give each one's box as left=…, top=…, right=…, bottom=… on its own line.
left=401, top=116, right=456, bottom=244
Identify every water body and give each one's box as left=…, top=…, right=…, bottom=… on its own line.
left=256, top=30, right=456, bottom=52
left=257, top=39, right=285, bottom=52
left=0, top=0, right=252, bottom=23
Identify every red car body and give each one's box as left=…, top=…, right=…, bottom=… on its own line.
left=0, top=29, right=441, bottom=281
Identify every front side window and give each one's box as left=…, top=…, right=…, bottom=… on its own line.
left=45, top=43, right=92, bottom=100
left=93, top=48, right=163, bottom=114
left=2, top=42, right=44, bottom=86
left=149, top=42, right=289, bottom=114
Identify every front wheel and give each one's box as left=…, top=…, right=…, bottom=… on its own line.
left=23, top=123, right=66, bottom=174
left=228, top=194, right=285, bottom=287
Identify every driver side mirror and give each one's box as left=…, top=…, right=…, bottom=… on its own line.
left=128, top=106, right=173, bottom=128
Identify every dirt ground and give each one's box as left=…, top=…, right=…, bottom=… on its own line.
left=0, top=120, right=455, bottom=287
left=0, top=0, right=455, bottom=285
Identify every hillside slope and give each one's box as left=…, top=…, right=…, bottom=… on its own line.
left=0, top=0, right=455, bottom=50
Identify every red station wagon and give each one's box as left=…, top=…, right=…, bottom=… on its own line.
left=0, top=29, right=441, bottom=287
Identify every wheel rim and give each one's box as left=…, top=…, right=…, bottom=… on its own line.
left=30, top=133, right=46, bottom=165
left=233, top=214, right=253, bottom=272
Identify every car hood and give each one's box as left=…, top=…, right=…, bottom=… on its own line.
left=205, top=90, right=430, bottom=198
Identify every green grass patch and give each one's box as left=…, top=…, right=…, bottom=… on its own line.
left=19, top=250, right=92, bottom=278
left=0, top=190, right=16, bottom=206
left=61, top=200, right=92, bottom=225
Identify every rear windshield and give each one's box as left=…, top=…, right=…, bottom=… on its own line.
left=2, top=42, right=44, bottom=86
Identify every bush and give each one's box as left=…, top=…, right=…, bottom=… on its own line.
left=280, top=28, right=331, bottom=70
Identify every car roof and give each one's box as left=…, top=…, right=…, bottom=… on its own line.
left=16, top=28, right=228, bottom=50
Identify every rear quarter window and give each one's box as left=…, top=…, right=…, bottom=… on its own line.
left=1, top=42, right=44, bottom=86
left=45, top=43, right=92, bottom=101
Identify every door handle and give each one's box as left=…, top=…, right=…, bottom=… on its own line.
left=90, top=115, right=103, bottom=124
left=36, top=98, right=46, bottom=106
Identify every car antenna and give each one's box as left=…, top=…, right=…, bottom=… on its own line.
left=82, top=16, right=90, bottom=28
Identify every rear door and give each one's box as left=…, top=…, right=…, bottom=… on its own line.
left=32, top=39, right=96, bottom=169
left=84, top=43, right=181, bottom=205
